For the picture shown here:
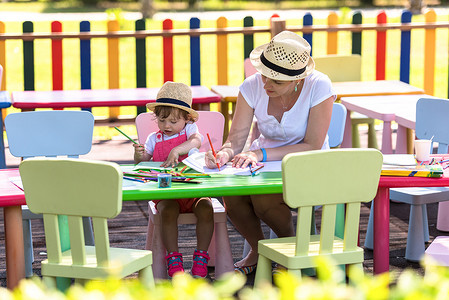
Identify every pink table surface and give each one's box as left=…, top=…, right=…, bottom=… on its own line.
left=0, top=169, right=26, bottom=290
left=11, top=86, right=220, bottom=109
left=374, top=154, right=449, bottom=274
left=341, top=94, right=435, bottom=154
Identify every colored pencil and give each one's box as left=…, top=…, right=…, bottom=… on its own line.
left=207, top=133, right=220, bottom=171
left=114, top=126, right=139, bottom=145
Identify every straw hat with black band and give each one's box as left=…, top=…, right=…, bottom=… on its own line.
left=146, top=81, right=199, bottom=121
left=250, top=30, right=315, bottom=81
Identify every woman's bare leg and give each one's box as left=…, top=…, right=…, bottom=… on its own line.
left=157, top=200, right=180, bottom=253
left=223, top=195, right=265, bottom=267
left=251, top=194, right=294, bottom=238
left=192, top=197, right=214, bottom=251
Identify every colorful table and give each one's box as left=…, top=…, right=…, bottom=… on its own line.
left=0, top=169, right=26, bottom=289
left=341, top=94, right=435, bottom=154
left=11, top=86, right=220, bottom=111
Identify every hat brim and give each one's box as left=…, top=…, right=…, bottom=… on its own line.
left=250, top=43, right=315, bottom=81
left=146, top=102, right=199, bottom=121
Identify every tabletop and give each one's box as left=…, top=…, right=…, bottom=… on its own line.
left=11, top=86, right=220, bottom=109
left=0, top=169, right=26, bottom=206
left=340, top=94, right=435, bottom=154
left=333, top=80, right=424, bottom=99
left=210, top=85, right=239, bottom=102
left=0, top=91, right=11, bottom=109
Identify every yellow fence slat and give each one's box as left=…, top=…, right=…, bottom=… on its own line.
left=108, top=20, right=120, bottom=119
left=327, top=12, right=338, bottom=55
left=424, top=9, right=436, bottom=95
left=217, top=17, right=228, bottom=86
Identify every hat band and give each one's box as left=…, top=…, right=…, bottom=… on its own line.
left=260, top=52, right=306, bottom=77
left=156, top=97, right=192, bottom=109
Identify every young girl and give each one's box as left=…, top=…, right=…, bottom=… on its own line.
left=134, top=81, right=213, bottom=278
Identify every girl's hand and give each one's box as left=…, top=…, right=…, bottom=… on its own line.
left=133, top=143, right=145, bottom=156
left=231, top=151, right=259, bottom=169
left=205, top=150, right=230, bottom=169
left=161, top=149, right=180, bottom=168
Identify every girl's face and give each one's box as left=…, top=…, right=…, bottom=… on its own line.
left=261, top=75, right=297, bottom=97
left=157, top=112, right=187, bottom=137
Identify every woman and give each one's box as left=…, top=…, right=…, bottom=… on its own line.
left=205, top=30, right=336, bottom=274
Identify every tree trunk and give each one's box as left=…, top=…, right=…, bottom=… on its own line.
left=140, top=0, right=154, bottom=19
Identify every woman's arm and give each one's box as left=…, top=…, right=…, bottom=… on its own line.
left=260, top=96, right=334, bottom=161
left=205, top=92, right=254, bottom=168
left=161, top=133, right=202, bottom=167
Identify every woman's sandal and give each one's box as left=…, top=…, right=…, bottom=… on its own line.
left=234, top=263, right=257, bottom=275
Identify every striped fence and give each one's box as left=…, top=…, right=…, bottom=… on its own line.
left=0, top=9, right=448, bottom=120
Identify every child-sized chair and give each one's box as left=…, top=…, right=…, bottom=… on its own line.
left=19, top=158, right=154, bottom=288
left=254, top=149, right=383, bottom=286
left=365, top=98, right=449, bottom=261
left=5, top=110, right=96, bottom=277
left=136, top=111, right=234, bottom=279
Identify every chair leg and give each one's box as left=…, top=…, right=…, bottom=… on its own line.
left=139, top=265, right=155, bottom=289
left=207, top=230, right=217, bottom=267
left=22, top=219, right=34, bottom=278
left=405, top=204, right=426, bottom=261
left=437, top=202, right=449, bottom=231
left=351, top=123, right=361, bottom=148
left=82, top=216, right=95, bottom=246
left=145, top=216, right=155, bottom=250
left=213, top=221, right=234, bottom=278
left=367, top=122, right=379, bottom=149
left=254, top=255, right=272, bottom=288
left=42, top=276, right=57, bottom=289
left=364, top=204, right=374, bottom=250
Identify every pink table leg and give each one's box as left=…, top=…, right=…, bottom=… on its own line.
left=395, top=125, right=408, bottom=154
left=341, top=109, right=353, bottom=148
left=4, top=206, right=25, bottom=289
left=373, top=187, right=390, bottom=274
left=381, top=121, right=393, bottom=154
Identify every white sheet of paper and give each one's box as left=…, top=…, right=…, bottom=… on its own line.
left=382, top=154, right=417, bottom=166
left=182, top=152, right=282, bottom=175
left=9, top=176, right=24, bottom=190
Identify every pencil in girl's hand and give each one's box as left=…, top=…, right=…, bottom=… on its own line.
left=207, top=133, right=220, bottom=171
left=114, top=127, right=141, bottom=146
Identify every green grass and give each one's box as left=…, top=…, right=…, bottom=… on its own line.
left=1, top=4, right=448, bottom=139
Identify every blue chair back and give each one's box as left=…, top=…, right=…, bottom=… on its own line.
left=415, top=98, right=449, bottom=154
left=328, top=103, right=347, bottom=148
left=5, top=110, right=94, bottom=159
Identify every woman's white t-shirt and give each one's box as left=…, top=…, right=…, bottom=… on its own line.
left=239, top=71, right=336, bottom=150
left=144, top=123, right=201, bottom=155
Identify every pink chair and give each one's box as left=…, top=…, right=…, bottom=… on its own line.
left=425, top=236, right=449, bottom=266
left=136, top=111, right=234, bottom=279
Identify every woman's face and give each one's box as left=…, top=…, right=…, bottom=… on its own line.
left=157, top=113, right=187, bottom=137
left=261, top=75, right=297, bottom=97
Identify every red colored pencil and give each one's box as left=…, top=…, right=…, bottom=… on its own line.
left=207, top=133, right=220, bottom=171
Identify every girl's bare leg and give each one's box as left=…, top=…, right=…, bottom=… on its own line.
left=223, top=195, right=265, bottom=267
left=192, top=197, right=214, bottom=251
left=157, top=200, right=180, bottom=253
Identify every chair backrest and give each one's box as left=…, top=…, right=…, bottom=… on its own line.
left=5, top=110, right=94, bottom=159
left=328, top=103, right=347, bottom=148
left=20, top=158, right=122, bottom=265
left=313, top=54, right=362, bottom=82
left=135, top=111, right=225, bottom=152
left=244, top=58, right=257, bottom=78
left=282, top=149, right=382, bottom=255
left=416, top=97, right=449, bottom=154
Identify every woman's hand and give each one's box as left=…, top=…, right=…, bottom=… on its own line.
left=231, top=151, right=259, bottom=169
left=205, top=150, right=230, bottom=169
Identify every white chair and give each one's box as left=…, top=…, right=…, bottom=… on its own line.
left=5, top=110, right=95, bottom=277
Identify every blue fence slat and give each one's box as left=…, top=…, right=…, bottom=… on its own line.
left=190, top=17, right=201, bottom=86
left=303, top=13, right=313, bottom=55
left=400, top=10, right=412, bottom=84
left=80, top=21, right=92, bottom=112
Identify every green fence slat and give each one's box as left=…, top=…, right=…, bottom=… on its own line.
left=23, top=21, right=34, bottom=91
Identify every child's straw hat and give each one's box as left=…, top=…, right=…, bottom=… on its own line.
left=250, top=30, right=315, bottom=81
left=146, top=82, right=199, bottom=120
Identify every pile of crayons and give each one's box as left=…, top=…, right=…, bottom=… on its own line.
left=424, top=158, right=449, bottom=170
left=123, top=166, right=210, bottom=184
